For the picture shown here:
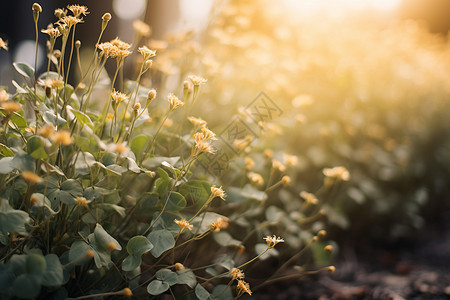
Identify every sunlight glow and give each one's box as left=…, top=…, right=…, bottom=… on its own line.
left=283, top=0, right=402, bottom=15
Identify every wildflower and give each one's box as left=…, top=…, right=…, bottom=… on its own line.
left=22, top=171, right=43, bottom=184
left=107, top=241, right=120, bottom=252
left=174, top=218, right=193, bottom=231
left=328, top=266, right=336, bottom=273
left=76, top=197, right=88, bottom=206
left=145, top=89, right=156, bottom=107
left=188, top=116, right=207, bottom=127
left=175, top=263, right=185, bottom=271
left=318, top=230, right=327, bottom=237
left=114, top=143, right=128, bottom=155
left=41, top=78, right=64, bottom=89
left=167, top=93, right=184, bottom=111
left=194, top=132, right=205, bottom=143
left=138, top=46, right=156, bottom=60
left=194, top=140, right=215, bottom=154
left=264, top=149, right=273, bottom=158
left=86, top=250, right=94, bottom=258
left=110, top=37, right=131, bottom=51
left=231, top=268, right=245, bottom=280
left=0, top=38, right=8, bottom=51
left=133, top=20, right=151, bottom=37
left=300, top=191, right=318, bottom=205
left=32, top=3, right=42, bottom=13
left=107, top=113, right=114, bottom=119
left=323, top=166, right=350, bottom=181
left=0, top=90, right=10, bottom=102
left=41, top=27, right=61, bottom=39
left=30, top=194, right=40, bottom=205
left=163, top=118, right=173, bottom=128
left=134, top=103, right=141, bottom=112
left=324, top=245, right=333, bottom=252
left=188, top=75, right=207, bottom=86
left=237, top=280, right=252, bottom=296
left=39, top=123, right=55, bottom=138
left=51, top=130, right=73, bottom=146
left=1, top=101, right=21, bottom=114
left=122, top=288, right=132, bottom=297
left=111, top=89, right=127, bottom=107
left=211, top=185, right=226, bottom=200
left=281, top=175, right=291, bottom=186
left=248, top=172, right=264, bottom=186
left=210, top=217, right=229, bottom=232
left=58, top=16, right=84, bottom=28
left=284, top=153, right=298, bottom=167
left=263, top=235, right=284, bottom=249
left=54, top=8, right=67, bottom=19
left=244, top=157, right=255, bottom=170
left=272, top=160, right=286, bottom=172
left=67, top=5, right=89, bottom=17
left=201, top=127, right=217, bottom=140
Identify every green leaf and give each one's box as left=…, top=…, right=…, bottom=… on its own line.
left=12, top=274, right=41, bottom=299
left=155, top=269, right=178, bottom=286
left=13, top=62, right=34, bottom=79
left=122, top=255, right=142, bottom=272
left=162, top=192, right=186, bottom=211
left=0, top=157, right=14, bottom=173
left=0, top=144, right=13, bottom=157
left=10, top=112, right=27, bottom=128
left=211, top=284, right=233, bottom=300
left=131, top=135, right=150, bottom=161
left=142, top=156, right=180, bottom=169
left=12, top=80, right=27, bottom=94
left=155, top=168, right=172, bottom=197
left=26, top=253, right=46, bottom=276
left=27, top=136, right=48, bottom=159
left=176, top=269, right=197, bottom=288
left=179, top=180, right=211, bottom=208
left=147, top=229, right=175, bottom=258
left=48, top=179, right=83, bottom=205
left=0, top=199, right=30, bottom=235
left=68, top=241, right=93, bottom=266
left=93, top=223, right=122, bottom=251
left=43, top=111, right=66, bottom=127
left=195, top=283, right=211, bottom=300
left=147, top=279, right=169, bottom=295
left=41, top=254, right=63, bottom=287
left=213, top=232, right=241, bottom=248
left=69, top=107, right=94, bottom=129
left=126, top=236, right=153, bottom=256
left=71, top=152, right=96, bottom=176
left=11, top=154, right=35, bottom=172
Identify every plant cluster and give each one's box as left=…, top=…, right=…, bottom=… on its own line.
left=0, top=3, right=339, bottom=299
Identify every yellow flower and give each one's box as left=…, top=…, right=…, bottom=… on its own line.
left=51, top=130, right=73, bottom=146
left=328, top=266, right=336, bottom=273
left=0, top=38, right=8, bottom=51
left=76, top=197, right=88, bottom=206
left=300, top=191, right=318, bottom=205
left=111, top=89, right=128, bottom=106
left=107, top=113, right=114, bottom=119
left=54, top=8, right=67, bottom=19
left=248, top=172, right=264, bottom=186
left=110, top=37, right=131, bottom=51
left=194, top=140, right=215, bottom=155
left=323, top=166, right=350, bottom=181
left=175, top=263, right=185, bottom=270
left=122, top=288, right=132, bottom=297
left=163, top=118, right=173, bottom=128
left=133, top=20, right=151, bottom=37
left=281, top=175, right=291, bottom=186
left=22, top=171, right=42, bottom=184
left=67, top=4, right=89, bottom=17
left=114, top=143, right=128, bottom=155
left=39, top=123, right=55, bottom=138
left=284, top=153, right=298, bottom=167
left=244, top=157, right=255, bottom=170
left=58, top=16, right=84, bottom=28
left=1, top=101, right=21, bottom=114
left=174, top=218, right=193, bottom=231
left=210, top=217, right=229, bottom=232
left=231, top=268, right=245, bottom=280
left=272, top=160, right=286, bottom=172
left=0, top=89, right=10, bottom=102
left=188, top=116, right=207, bottom=127
left=263, top=235, right=284, bottom=249
left=237, top=280, right=252, bottom=296
left=211, top=185, right=226, bottom=200
left=188, top=75, right=207, bottom=86
left=167, top=93, right=184, bottom=111
left=41, top=27, right=62, bottom=39
left=201, top=127, right=217, bottom=140
left=138, top=46, right=156, bottom=60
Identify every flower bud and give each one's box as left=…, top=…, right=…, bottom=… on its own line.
left=75, top=40, right=81, bottom=48
left=102, top=13, right=111, bottom=31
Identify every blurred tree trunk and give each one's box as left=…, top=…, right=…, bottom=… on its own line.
left=144, top=0, right=180, bottom=39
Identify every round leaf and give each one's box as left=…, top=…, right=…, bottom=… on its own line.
left=147, top=279, right=169, bottom=295
left=126, top=236, right=153, bottom=256
left=147, top=229, right=175, bottom=258
left=122, top=255, right=142, bottom=272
